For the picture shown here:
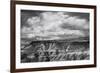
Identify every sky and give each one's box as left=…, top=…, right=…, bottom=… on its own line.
left=21, top=10, right=89, bottom=40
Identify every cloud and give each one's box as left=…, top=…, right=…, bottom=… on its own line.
left=21, top=11, right=89, bottom=40
left=62, top=16, right=89, bottom=30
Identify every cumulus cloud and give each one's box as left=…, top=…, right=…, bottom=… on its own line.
left=21, top=11, right=89, bottom=40
left=62, top=16, right=89, bottom=30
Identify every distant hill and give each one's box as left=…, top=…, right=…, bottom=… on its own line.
left=21, top=36, right=89, bottom=44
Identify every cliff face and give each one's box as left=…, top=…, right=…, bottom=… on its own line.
left=21, top=40, right=89, bottom=63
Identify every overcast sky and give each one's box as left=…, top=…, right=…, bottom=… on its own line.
left=21, top=10, right=89, bottom=40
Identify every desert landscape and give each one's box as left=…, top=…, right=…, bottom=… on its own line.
left=21, top=39, right=89, bottom=63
